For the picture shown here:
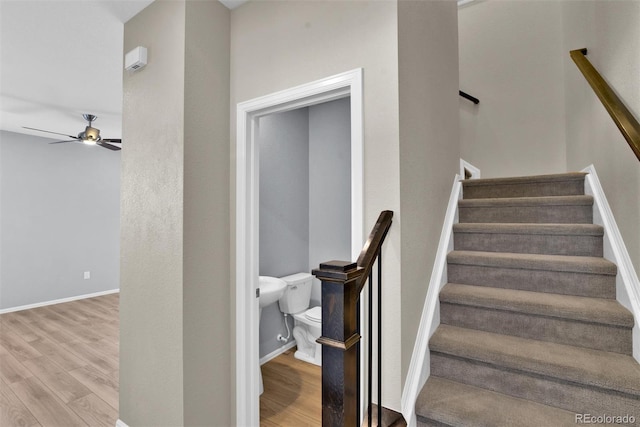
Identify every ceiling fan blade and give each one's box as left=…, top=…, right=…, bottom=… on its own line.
left=101, top=138, right=122, bottom=143
left=49, top=139, right=78, bottom=144
left=23, top=126, right=78, bottom=139
left=97, top=141, right=121, bottom=151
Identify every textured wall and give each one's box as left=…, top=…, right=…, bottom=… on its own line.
left=459, top=0, right=567, bottom=178
left=122, top=0, right=231, bottom=424
left=562, top=0, right=640, bottom=274
left=121, top=1, right=186, bottom=424
left=398, top=0, right=460, bottom=388
left=183, top=0, right=231, bottom=425
left=0, top=131, right=120, bottom=310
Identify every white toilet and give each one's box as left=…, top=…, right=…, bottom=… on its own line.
left=278, top=273, right=322, bottom=366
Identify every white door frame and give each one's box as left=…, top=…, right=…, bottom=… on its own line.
left=235, top=68, right=364, bottom=426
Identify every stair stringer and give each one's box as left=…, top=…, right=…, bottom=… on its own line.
left=583, top=164, right=640, bottom=362
left=401, top=174, right=462, bottom=427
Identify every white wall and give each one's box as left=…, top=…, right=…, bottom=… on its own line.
left=459, top=0, right=567, bottom=178
left=0, top=130, right=120, bottom=310
left=562, top=0, right=640, bottom=274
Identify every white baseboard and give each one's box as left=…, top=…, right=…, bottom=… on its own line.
left=260, top=340, right=296, bottom=365
left=583, top=165, right=640, bottom=362
left=401, top=174, right=463, bottom=425
left=115, top=419, right=129, bottom=427
left=0, top=289, right=119, bottom=314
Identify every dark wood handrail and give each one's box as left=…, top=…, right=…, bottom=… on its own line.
left=570, top=48, right=640, bottom=161
left=356, top=210, right=393, bottom=293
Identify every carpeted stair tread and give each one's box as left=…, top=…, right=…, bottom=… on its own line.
left=462, top=172, right=587, bottom=199
left=453, top=223, right=603, bottom=236
left=447, top=250, right=617, bottom=275
left=440, top=283, right=634, bottom=328
left=459, top=195, right=593, bottom=208
left=453, top=223, right=604, bottom=256
left=430, top=325, right=640, bottom=397
left=415, top=377, right=577, bottom=427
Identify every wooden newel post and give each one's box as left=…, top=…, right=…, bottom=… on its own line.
left=312, top=260, right=365, bottom=427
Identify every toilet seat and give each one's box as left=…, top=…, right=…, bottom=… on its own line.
left=304, top=306, right=321, bottom=322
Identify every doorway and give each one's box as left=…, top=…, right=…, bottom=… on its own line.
left=235, top=69, right=364, bottom=426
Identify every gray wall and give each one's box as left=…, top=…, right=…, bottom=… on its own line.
left=0, top=130, right=120, bottom=310
left=258, top=98, right=351, bottom=359
left=259, top=108, right=310, bottom=278
left=258, top=107, right=309, bottom=359
left=121, top=0, right=231, bottom=425
left=309, top=97, right=351, bottom=306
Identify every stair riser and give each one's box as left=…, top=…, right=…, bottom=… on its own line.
left=447, top=264, right=616, bottom=298
left=417, top=420, right=450, bottom=427
left=430, top=355, right=640, bottom=419
left=440, top=303, right=632, bottom=355
left=453, top=232, right=603, bottom=257
left=462, top=180, right=585, bottom=200
left=458, top=205, right=593, bottom=224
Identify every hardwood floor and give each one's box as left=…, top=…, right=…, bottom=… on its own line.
left=0, top=293, right=119, bottom=427
left=260, top=349, right=321, bottom=426
left=1, top=294, right=321, bottom=427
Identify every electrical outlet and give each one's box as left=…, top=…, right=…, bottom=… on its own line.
left=84, top=271, right=90, bottom=280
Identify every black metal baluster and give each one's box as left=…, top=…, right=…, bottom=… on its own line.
left=368, top=272, right=373, bottom=427
left=377, top=250, right=382, bottom=426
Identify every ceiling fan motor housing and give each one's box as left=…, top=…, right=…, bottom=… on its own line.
left=80, top=126, right=101, bottom=142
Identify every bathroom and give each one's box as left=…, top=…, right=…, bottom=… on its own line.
left=258, top=97, right=351, bottom=417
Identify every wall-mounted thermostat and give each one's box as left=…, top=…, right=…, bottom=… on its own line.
left=125, top=46, right=148, bottom=71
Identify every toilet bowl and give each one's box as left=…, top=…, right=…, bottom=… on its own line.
left=279, top=273, right=322, bottom=366
left=292, top=306, right=322, bottom=366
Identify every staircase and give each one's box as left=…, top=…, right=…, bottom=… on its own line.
left=415, top=173, right=640, bottom=426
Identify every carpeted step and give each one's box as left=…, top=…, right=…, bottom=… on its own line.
left=439, top=283, right=633, bottom=354
left=462, top=172, right=587, bottom=199
left=429, top=325, right=640, bottom=417
left=415, top=377, right=577, bottom=427
left=453, top=223, right=603, bottom=256
left=458, top=195, right=593, bottom=224
left=447, top=251, right=617, bottom=298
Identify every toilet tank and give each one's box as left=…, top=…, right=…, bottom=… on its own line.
left=278, top=272, right=313, bottom=314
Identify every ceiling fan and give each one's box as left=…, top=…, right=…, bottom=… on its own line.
left=23, top=114, right=121, bottom=151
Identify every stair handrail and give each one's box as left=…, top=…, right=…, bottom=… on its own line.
left=570, top=48, right=640, bottom=161
left=312, top=210, right=394, bottom=426
left=356, top=210, right=394, bottom=293
left=459, top=90, right=480, bottom=105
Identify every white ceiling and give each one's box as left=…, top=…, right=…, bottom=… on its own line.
left=0, top=0, right=246, bottom=143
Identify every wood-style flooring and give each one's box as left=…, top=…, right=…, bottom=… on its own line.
left=1, top=294, right=321, bottom=427
left=260, top=348, right=321, bottom=426
left=0, top=293, right=119, bottom=427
